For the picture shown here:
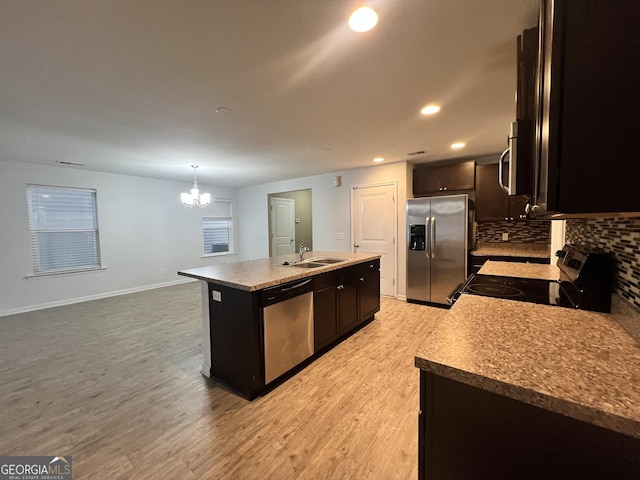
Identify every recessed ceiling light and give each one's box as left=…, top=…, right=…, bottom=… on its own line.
left=373, top=157, right=384, bottom=163
left=421, top=105, right=441, bottom=115
left=451, top=142, right=466, bottom=149
left=348, top=7, right=378, bottom=32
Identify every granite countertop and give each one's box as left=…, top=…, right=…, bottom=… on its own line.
left=415, top=276, right=640, bottom=439
left=178, top=251, right=380, bottom=291
left=479, top=259, right=560, bottom=280
left=471, top=242, right=551, bottom=258
left=415, top=294, right=640, bottom=438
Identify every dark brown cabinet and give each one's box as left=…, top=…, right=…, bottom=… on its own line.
left=413, top=161, right=475, bottom=197
left=475, top=163, right=528, bottom=221
left=357, top=262, right=381, bottom=323
left=530, top=0, right=640, bottom=216
left=418, top=371, right=640, bottom=480
left=475, top=163, right=509, bottom=221
left=312, top=259, right=380, bottom=352
left=312, top=284, right=339, bottom=351
left=337, top=279, right=358, bottom=335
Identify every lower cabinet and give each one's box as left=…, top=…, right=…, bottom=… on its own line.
left=313, top=284, right=339, bottom=351
left=313, top=259, right=380, bottom=352
left=418, top=371, right=640, bottom=480
left=358, top=263, right=381, bottom=322
left=337, top=279, right=359, bottom=335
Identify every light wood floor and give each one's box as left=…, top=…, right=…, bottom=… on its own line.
left=0, top=283, right=447, bottom=479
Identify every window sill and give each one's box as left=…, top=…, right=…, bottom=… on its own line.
left=25, top=266, right=107, bottom=279
left=201, top=251, right=237, bottom=259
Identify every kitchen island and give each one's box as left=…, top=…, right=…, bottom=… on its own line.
left=415, top=261, right=640, bottom=479
left=179, top=252, right=380, bottom=399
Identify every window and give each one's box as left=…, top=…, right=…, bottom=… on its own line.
left=201, top=199, right=233, bottom=255
left=26, top=185, right=101, bottom=275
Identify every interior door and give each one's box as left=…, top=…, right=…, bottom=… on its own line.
left=352, top=183, right=396, bottom=297
left=270, top=197, right=295, bottom=256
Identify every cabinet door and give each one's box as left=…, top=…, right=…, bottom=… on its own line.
left=313, top=285, right=338, bottom=352
left=358, top=270, right=380, bottom=323
left=443, top=161, right=475, bottom=191
left=337, top=280, right=358, bottom=335
left=413, top=166, right=443, bottom=196
left=475, top=163, right=509, bottom=221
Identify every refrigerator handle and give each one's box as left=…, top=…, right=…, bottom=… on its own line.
left=425, top=217, right=430, bottom=259
left=430, top=216, right=436, bottom=259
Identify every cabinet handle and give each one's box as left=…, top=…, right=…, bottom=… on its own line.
left=360, top=277, right=364, bottom=282
left=337, top=285, right=344, bottom=290
left=443, top=187, right=447, bottom=190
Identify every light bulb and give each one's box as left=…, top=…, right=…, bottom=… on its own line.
left=349, top=7, right=378, bottom=32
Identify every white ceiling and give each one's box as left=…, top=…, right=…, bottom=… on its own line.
left=0, top=0, right=539, bottom=187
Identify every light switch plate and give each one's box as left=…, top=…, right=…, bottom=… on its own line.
left=211, top=290, right=222, bottom=302
left=502, top=232, right=509, bottom=241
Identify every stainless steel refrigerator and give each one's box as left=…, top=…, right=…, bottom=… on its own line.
left=407, top=195, right=468, bottom=305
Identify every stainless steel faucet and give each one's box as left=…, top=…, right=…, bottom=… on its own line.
left=299, top=239, right=310, bottom=261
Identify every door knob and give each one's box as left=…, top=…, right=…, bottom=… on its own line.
left=354, top=244, right=360, bottom=248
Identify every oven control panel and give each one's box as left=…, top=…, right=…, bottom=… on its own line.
left=556, top=244, right=613, bottom=292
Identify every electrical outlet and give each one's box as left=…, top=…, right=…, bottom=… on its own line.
left=502, top=232, right=509, bottom=241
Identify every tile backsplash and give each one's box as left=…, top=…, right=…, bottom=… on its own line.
left=476, top=221, right=551, bottom=244
left=565, top=217, right=640, bottom=309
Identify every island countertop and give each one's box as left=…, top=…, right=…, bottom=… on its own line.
left=415, top=293, right=640, bottom=439
left=178, top=251, right=381, bottom=291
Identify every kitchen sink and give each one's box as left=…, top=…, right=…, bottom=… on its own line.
left=303, top=257, right=346, bottom=264
left=286, top=257, right=347, bottom=268
left=290, top=262, right=326, bottom=268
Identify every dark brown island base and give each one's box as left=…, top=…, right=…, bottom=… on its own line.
left=415, top=292, right=640, bottom=480
left=179, top=252, right=380, bottom=399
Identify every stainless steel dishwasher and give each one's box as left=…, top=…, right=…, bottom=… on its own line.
left=262, top=278, right=314, bottom=384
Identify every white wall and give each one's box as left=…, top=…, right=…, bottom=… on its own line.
left=237, top=161, right=409, bottom=297
left=0, top=160, right=238, bottom=316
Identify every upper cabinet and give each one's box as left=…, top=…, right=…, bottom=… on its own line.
left=475, top=163, right=528, bottom=222
left=413, top=161, right=475, bottom=197
left=475, top=163, right=508, bottom=221
left=528, top=0, right=640, bottom=217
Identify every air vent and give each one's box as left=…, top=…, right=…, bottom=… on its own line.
left=407, top=150, right=427, bottom=156
left=55, top=160, right=85, bottom=167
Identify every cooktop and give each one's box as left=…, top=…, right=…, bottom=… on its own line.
left=449, top=244, right=614, bottom=313
left=459, top=273, right=564, bottom=307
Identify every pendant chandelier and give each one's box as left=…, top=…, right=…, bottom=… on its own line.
left=181, top=165, right=211, bottom=208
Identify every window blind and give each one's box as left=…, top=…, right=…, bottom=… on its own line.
left=26, top=185, right=101, bottom=274
left=201, top=199, right=233, bottom=255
